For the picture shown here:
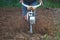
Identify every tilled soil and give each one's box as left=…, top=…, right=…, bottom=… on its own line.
left=0, top=8, right=60, bottom=40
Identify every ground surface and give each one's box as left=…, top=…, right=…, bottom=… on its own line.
left=0, top=8, right=60, bottom=40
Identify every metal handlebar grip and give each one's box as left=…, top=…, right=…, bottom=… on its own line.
left=22, top=2, right=42, bottom=9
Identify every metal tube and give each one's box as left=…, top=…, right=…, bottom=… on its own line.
left=30, top=24, right=33, bottom=34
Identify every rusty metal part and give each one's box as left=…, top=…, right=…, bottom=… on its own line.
left=27, top=7, right=35, bottom=11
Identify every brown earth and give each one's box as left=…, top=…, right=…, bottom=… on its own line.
left=0, top=8, right=59, bottom=40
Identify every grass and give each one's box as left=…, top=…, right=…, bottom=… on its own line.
left=0, top=0, right=60, bottom=8
left=43, top=1, right=60, bottom=8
